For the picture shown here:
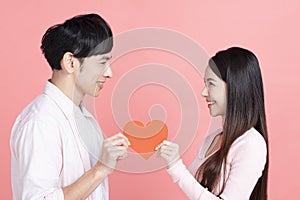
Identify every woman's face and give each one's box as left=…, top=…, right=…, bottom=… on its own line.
left=202, top=66, right=227, bottom=120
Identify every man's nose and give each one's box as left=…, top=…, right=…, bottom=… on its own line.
left=103, top=66, right=112, bottom=78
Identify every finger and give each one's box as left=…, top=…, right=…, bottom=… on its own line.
left=162, top=140, right=172, bottom=146
left=160, top=147, right=175, bottom=155
left=159, top=152, right=170, bottom=160
left=117, top=151, right=128, bottom=160
left=110, top=138, right=130, bottom=147
left=116, top=132, right=131, bottom=145
left=107, top=133, right=131, bottom=146
left=160, top=143, right=177, bottom=151
left=155, top=142, right=164, bottom=151
left=163, top=140, right=179, bottom=149
left=113, top=150, right=128, bottom=161
left=155, top=140, right=172, bottom=151
left=102, top=149, right=127, bottom=162
left=109, top=145, right=128, bottom=152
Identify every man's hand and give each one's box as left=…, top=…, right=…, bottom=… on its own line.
left=99, top=133, right=130, bottom=173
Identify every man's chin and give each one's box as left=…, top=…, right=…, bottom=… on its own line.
left=92, top=91, right=101, bottom=97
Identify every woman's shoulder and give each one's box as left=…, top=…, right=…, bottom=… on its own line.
left=230, top=128, right=267, bottom=156
left=234, top=128, right=265, bottom=144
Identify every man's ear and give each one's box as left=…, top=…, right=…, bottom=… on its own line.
left=60, top=52, right=80, bottom=73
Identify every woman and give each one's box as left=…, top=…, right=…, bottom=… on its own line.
left=157, top=47, right=269, bottom=200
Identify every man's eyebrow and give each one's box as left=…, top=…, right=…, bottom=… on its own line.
left=100, top=55, right=112, bottom=61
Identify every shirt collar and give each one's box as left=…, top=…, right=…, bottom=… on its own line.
left=43, top=80, right=95, bottom=119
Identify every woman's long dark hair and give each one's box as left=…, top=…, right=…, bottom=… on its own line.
left=195, top=47, right=269, bottom=200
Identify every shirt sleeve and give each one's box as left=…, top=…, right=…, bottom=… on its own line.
left=167, top=159, right=222, bottom=200
left=11, top=120, right=64, bottom=199
left=167, top=133, right=267, bottom=200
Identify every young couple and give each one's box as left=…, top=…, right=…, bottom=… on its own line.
left=10, top=13, right=268, bottom=200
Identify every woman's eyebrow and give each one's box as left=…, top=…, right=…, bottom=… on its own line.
left=205, top=78, right=216, bottom=82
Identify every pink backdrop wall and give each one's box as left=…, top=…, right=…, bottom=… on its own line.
left=1, top=0, right=299, bottom=199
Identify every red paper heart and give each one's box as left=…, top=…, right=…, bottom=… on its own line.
left=123, top=120, right=168, bottom=159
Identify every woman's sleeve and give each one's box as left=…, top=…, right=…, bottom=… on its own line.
left=167, top=159, right=222, bottom=200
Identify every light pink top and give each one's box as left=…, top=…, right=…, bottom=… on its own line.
left=167, top=128, right=267, bottom=200
left=10, top=81, right=108, bottom=200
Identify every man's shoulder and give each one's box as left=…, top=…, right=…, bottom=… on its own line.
left=16, top=93, right=65, bottom=124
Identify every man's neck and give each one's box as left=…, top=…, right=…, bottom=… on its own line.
left=50, top=72, right=83, bottom=106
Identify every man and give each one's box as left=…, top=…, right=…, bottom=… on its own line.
left=10, top=13, right=130, bottom=199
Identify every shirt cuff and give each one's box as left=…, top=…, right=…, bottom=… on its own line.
left=166, top=159, right=187, bottom=183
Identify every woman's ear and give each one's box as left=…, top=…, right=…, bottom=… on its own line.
left=60, top=52, right=80, bottom=73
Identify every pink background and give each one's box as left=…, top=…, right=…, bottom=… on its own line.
left=1, top=0, right=299, bottom=199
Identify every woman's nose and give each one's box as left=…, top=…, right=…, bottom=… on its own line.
left=201, top=86, right=208, bottom=97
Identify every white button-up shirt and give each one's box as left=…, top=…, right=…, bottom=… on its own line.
left=10, top=81, right=108, bottom=200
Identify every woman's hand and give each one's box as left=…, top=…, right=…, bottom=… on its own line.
left=156, top=140, right=180, bottom=168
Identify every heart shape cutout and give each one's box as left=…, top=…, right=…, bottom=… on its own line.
left=123, top=120, right=168, bottom=159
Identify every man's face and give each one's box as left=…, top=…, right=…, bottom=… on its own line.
left=74, top=52, right=112, bottom=98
